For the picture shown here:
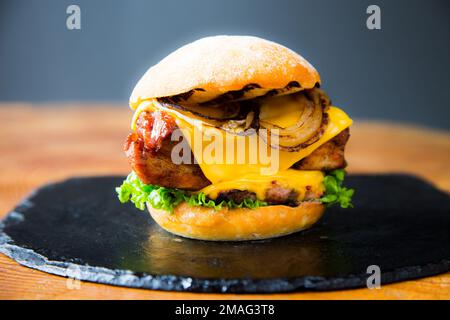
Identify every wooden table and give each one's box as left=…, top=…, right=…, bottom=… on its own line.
left=1, top=104, right=449, bottom=300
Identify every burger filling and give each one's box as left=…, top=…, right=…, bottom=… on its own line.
left=117, top=87, right=354, bottom=212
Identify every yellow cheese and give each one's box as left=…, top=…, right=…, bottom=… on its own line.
left=259, top=96, right=305, bottom=128
left=131, top=101, right=352, bottom=185
left=200, top=170, right=324, bottom=201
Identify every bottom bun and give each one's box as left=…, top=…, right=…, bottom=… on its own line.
left=148, top=201, right=325, bottom=241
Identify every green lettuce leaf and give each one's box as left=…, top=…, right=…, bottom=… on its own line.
left=320, top=169, right=354, bottom=208
left=116, top=169, right=354, bottom=213
left=115, top=172, right=268, bottom=213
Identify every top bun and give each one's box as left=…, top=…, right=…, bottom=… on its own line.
left=130, top=35, right=321, bottom=108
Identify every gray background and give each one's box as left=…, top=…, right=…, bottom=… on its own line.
left=0, top=0, right=449, bottom=129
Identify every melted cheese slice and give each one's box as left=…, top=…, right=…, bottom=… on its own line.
left=132, top=101, right=352, bottom=186
left=201, top=170, right=324, bottom=201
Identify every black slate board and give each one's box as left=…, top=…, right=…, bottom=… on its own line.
left=1, top=175, right=450, bottom=293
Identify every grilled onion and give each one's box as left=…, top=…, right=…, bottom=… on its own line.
left=158, top=99, right=241, bottom=121
left=220, top=111, right=257, bottom=135
left=157, top=90, right=325, bottom=149
left=259, top=93, right=324, bottom=151
left=157, top=98, right=259, bottom=135
left=305, top=87, right=331, bottom=108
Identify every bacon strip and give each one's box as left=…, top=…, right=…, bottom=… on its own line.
left=135, top=110, right=176, bottom=154
left=124, top=111, right=210, bottom=190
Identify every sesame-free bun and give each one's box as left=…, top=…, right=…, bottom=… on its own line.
left=130, top=35, right=321, bottom=108
left=148, top=202, right=325, bottom=241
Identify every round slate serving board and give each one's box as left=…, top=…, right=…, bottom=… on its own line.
left=0, top=175, right=449, bottom=293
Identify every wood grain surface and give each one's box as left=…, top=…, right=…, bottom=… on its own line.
left=0, top=104, right=449, bottom=300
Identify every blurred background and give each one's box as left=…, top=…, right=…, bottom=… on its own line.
left=0, top=0, right=449, bottom=129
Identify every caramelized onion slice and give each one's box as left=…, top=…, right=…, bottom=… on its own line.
left=219, top=111, right=257, bottom=135
left=157, top=99, right=259, bottom=135
left=305, top=87, right=331, bottom=108
left=259, top=93, right=324, bottom=151
left=158, top=99, right=241, bottom=121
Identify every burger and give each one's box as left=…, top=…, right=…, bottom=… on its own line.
left=116, top=35, right=354, bottom=241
